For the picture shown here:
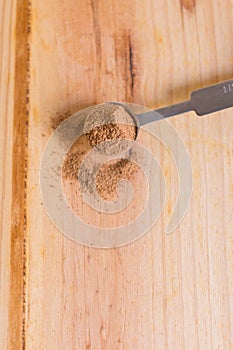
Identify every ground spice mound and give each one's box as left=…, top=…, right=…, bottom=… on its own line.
left=95, top=159, right=139, bottom=201
left=62, top=148, right=99, bottom=194
left=84, top=103, right=136, bottom=155
left=62, top=140, right=139, bottom=200
left=62, top=134, right=90, bottom=179
left=62, top=104, right=139, bottom=201
left=62, top=152, right=83, bottom=180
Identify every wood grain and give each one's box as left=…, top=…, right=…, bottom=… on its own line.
left=0, top=0, right=29, bottom=348
left=9, top=1, right=30, bottom=348
left=1, top=0, right=233, bottom=349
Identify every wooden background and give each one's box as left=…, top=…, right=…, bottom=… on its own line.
left=0, top=0, right=233, bottom=349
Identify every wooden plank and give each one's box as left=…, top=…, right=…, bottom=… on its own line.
left=1, top=0, right=233, bottom=348
left=26, top=0, right=233, bottom=348
left=0, top=0, right=31, bottom=348
left=0, top=0, right=29, bottom=348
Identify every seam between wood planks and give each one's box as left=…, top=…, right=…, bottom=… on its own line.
left=8, top=0, right=31, bottom=349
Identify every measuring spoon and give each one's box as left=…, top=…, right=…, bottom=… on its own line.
left=112, top=79, right=233, bottom=138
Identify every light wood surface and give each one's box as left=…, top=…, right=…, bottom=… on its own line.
left=1, top=0, right=233, bottom=349
left=0, top=1, right=15, bottom=348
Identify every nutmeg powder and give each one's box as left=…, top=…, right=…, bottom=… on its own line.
left=62, top=103, right=138, bottom=200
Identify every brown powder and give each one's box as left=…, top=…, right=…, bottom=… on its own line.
left=51, top=111, right=72, bottom=130
left=62, top=103, right=138, bottom=200
left=62, top=151, right=83, bottom=180
left=62, top=136, right=139, bottom=201
left=62, top=134, right=91, bottom=181
left=84, top=103, right=136, bottom=155
left=95, top=159, right=139, bottom=201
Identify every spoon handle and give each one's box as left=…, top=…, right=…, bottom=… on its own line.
left=137, top=79, right=233, bottom=125
left=191, top=79, right=233, bottom=116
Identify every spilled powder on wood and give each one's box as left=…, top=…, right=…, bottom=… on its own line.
left=62, top=103, right=138, bottom=200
